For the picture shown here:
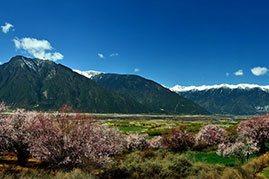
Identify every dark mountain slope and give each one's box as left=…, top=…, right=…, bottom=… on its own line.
left=92, top=73, right=209, bottom=115
left=0, top=56, right=147, bottom=113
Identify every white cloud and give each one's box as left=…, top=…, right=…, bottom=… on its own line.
left=226, top=72, right=230, bottom=76
left=134, top=68, right=140, bottom=72
left=1, top=22, right=14, bottom=33
left=110, top=53, right=119, bottom=57
left=13, top=37, right=63, bottom=61
left=234, top=69, right=243, bottom=76
left=0, top=61, right=2, bottom=65
left=251, top=67, right=268, bottom=76
left=97, top=53, right=105, bottom=59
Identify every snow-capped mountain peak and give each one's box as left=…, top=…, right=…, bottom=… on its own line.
left=73, top=69, right=102, bottom=79
left=170, top=84, right=269, bottom=93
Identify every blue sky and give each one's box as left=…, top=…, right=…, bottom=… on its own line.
left=1, top=0, right=269, bottom=87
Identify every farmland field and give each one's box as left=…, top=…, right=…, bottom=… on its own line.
left=95, top=113, right=247, bottom=137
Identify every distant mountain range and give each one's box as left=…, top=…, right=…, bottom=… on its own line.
left=0, top=56, right=208, bottom=114
left=170, top=84, right=269, bottom=115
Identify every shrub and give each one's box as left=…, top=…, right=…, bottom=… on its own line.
left=107, top=150, right=194, bottom=178
left=192, top=141, right=209, bottom=152
left=237, top=114, right=269, bottom=153
left=195, top=124, right=227, bottom=146
left=0, top=102, right=8, bottom=112
left=106, top=150, right=226, bottom=179
left=220, top=153, right=269, bottom=179
left=125, top=133, right=149, bottom=151
left=161, top=128, right=194, bottom=152
left=147, top=136, right=162, bottom=150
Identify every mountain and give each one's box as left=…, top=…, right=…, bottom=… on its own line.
left=77, top=72, right=209, bottom=115
left=0, top=56, right=148, bottom=113
left=73, top=70, right=102, bottom=79
left=170, top=84, right=269, bottom=115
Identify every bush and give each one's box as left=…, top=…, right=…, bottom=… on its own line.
left=106, top=150, right=226, bottom=179
left=220, top=153, right=269, bottom=179
left=147, top=136, right=162, bottom=150
left=107, top=150, right=193, bottom=178
left=0, top=102, right=8, bottom=112
left=195, top=124, right=227, bottom=146
left=161, top=128, right=194, bottom=153
left=192, top=141, right=209, bottom=152
left=125, top=133, right=149, bottom=151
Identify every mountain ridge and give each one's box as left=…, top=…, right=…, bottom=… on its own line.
left=0, top=56, right=208, bottom=115
left=170, top=84, right=269, bottom=92
left=90, top=73, right=209, bottom=115
left=170, top=84, right=269, bottom=115
left=0, top=56, right=148, bottom=113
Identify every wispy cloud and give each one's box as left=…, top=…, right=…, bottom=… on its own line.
left=134, top=68, right=140, bottom=72
left=97, top=53, right=105, bottom=59
left=110, top=53, right=119, bottom=57
left=226, top=72, right=230, bottom=76
left=13, top=37, right=63, bottom=61
left=234, top=69, right=243, bottom=76
left=251, top=66, right=268, bottom=76
left=1, top=22, right=14, bottom=34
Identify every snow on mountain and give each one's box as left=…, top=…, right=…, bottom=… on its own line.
left=170, top=84, right=269, bottom=93
left=73, top=69, right=102, bottom=79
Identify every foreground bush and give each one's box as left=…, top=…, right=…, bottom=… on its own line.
left=220, top=153, right=269, bottom=179
left=162, top=128, right=194, bottom=152
left=237, top=114, right=269, bottom=153
left=195, top=124, right=227, bottom=146
left=0, top=168, right=95, bottom=179
left=106, top=150, right=225, bottom=179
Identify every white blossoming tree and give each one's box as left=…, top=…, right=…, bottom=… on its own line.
left=217, top=140, right=259, bottom=164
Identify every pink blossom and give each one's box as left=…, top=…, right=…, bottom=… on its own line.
left=125, top=133, right=149, bottom=151
left=195, top=124, right=227, bottom=146
left=147, top=136, right=162, bottom=149
left=237, top=114, right=269, bottom=153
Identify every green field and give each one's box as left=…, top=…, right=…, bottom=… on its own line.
left=101, top=115, right=241, bottom=138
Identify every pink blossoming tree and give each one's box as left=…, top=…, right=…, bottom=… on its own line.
left=162, top=128, right=194, bottom=152
left=29, top=112, right=125, bottom=168
left=0, top=109, right=37, bottom=166
left=237, top=114, right=269, bottom=153
left=195, top=124, right=227, bottom=146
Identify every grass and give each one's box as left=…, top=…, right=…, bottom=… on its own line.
left=186, top=151, right=258, bottom=166
left=104, top=119, right=238, bottom=137
left=118, top=126, right=148, bottom=133
left=257, top=166, right=269, bottom=179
